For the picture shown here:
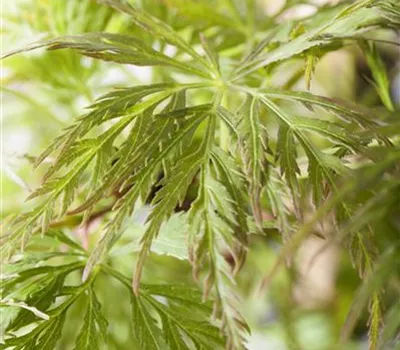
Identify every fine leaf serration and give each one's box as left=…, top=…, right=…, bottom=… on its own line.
left=1, top=0, right=399, bottom=349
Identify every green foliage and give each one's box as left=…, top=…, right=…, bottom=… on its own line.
left=0, top=231, right=222, bottom=349
left=1, top=0, right=399, bottom=349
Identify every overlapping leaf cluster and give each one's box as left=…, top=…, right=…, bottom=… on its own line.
left=0, top=231, right=224, bottom=349
left=1, top=0, right=400, bottom=349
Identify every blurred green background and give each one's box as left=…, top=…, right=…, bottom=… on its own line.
left=1, top=0, right=399, bottom=349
